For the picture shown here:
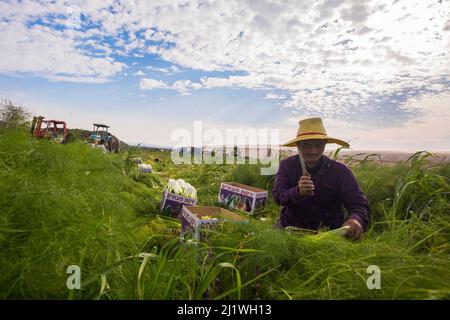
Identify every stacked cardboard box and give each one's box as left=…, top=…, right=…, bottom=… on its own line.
left=160, top=189, right=196, bottom=218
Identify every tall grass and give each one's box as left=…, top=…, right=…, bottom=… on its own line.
left=0, top=129, right=150, bottom=298
left=1, top=128, right=449, bottom=299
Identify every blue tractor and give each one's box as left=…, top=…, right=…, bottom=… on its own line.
left=89, top=123, right=119, bottom=153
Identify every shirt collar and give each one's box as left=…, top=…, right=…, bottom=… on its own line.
left=318, top=155, right=331, bottom=176
left=308, top=155, right=331, bottom=177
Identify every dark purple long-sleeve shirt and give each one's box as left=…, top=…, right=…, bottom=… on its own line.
left=272, top=154, right=370, bottom=231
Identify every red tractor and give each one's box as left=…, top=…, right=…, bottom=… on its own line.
left=30, top=116, right=69, bottom=144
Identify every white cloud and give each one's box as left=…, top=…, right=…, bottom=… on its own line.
left=264, top=93, right=286, bottom=100
left=0, top=0, right=449, bottom=144
left=200, top=75, right=266, bottom=90
left=170, top=65, right=181, bottom=73
left=145, top=65, right=182, bottom=74
left=45, top=75, right=113, bottom=84
left=133, top=70, right=145, bottom=76
left=139, top=78, right=202, bottom=95
left=171, top=80, right=201, bottom=95
left=0, top=17, right=124, bottom=83
left=2, top=1, right=448, bottom=90
left=145, top=66, right=170, bottom=73
left=282, top=91, right=450, bottom=151
left=139, top=78, right=168, bottom=90
left=138, top=74, right=268, bottom=94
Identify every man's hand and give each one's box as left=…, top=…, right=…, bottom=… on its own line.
left=298, top=175, right=314, bottom=197
left=342, top=218, right=363, bottom=240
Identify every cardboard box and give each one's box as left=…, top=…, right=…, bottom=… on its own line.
left=218, top=182, right=268, bottom=214
left=138, top=163, right=152, bottom=173
left=160, top=188, right=196, bottom=218
left=181, top=206, right=248, bottom=240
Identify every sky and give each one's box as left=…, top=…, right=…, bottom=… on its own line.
left=0, top=0, right=449, bottom=151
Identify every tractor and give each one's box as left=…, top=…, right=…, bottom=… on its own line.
left=30, top=116, right=69, bottom=143
left=88, top=123, right=120, bottom=153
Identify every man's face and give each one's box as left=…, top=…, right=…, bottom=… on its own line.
left=298, top=139, right=327, bottom=164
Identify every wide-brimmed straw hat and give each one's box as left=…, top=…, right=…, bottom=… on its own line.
left=282, top=117, right=350, bottom=148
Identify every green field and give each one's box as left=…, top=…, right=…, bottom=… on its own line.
left=1, top=127, right=449, bottom=300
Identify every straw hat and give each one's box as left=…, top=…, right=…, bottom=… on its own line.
left=282, top=117, right=350, bottom=148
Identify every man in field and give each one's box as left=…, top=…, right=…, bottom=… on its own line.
left=273, top=117, right=370, bottom=240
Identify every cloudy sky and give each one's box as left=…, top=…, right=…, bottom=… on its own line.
left=1, top=0, right=449, bottom=151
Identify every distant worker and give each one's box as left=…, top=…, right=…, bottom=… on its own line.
left=272, top=117, right=370, bottom=240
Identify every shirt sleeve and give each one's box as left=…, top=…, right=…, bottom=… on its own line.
left=272, top=159, right=306, bottom=206
left=338, top=166, right=371, bottom=230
